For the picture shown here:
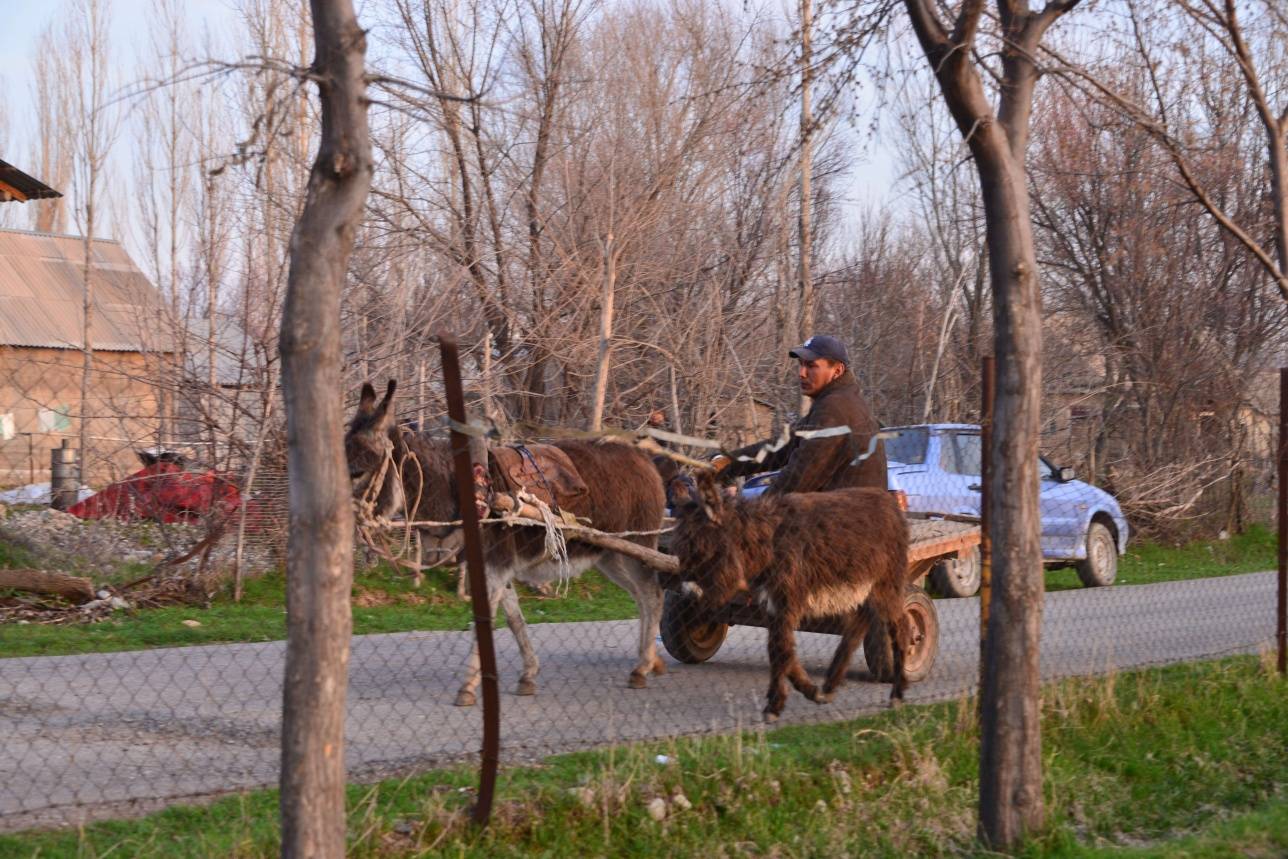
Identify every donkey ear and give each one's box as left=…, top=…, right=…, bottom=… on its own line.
left=358, top=382, right=378, bottom=414
left=371, top=379, right=398, bottom=428
left=376, top=379, right=397, bottom=414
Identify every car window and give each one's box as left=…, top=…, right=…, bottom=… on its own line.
left=944, top=432, right=982, bottom=476
left=885, top=427, right=928, bottom=464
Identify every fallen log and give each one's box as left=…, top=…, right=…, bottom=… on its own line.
left=0, top=569, right=96, bottom=604
left=489, top=494, right=681, bottom=576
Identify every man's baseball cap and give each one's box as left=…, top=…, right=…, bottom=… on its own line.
left=789, top=335, right=849, bottom=365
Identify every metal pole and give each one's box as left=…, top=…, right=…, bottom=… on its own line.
left=980, top=355, right=994, bottom=693
left=1277, top=367, right=1285, bottom=676
left=439, top=334, right=500, bottom=824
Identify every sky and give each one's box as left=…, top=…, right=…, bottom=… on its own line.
left=1, top=0, right=237, bottom=172
left=0, top=0, right=899, bottom=243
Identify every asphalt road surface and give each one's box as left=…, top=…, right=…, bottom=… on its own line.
left=0, top=571, right=1277, bottom=829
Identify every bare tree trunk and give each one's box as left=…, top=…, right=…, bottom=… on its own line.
left=80, top=214, right=94, bottom=486
left=277, top=1, right=371, bottom=855
left=797, top=0, right=814, bottom=414
left=902, top=0, right=1079, bottom=847
left=69, top=0, right=116, bottom=487
left=976, top=144, right=1045, bottom=847
left=0, top=569, right=95, bottom=603
left=590, top=233, right=616, bottom=431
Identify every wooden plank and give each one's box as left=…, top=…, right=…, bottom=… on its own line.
left=908, top=519, right=980, bottom=563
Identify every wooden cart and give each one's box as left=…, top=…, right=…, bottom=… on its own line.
left=658, top=518, right=980, bottom=684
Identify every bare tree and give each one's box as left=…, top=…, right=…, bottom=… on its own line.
left=65, top=0, right=120, bottom=484
left=1052, top=0, right=1288, bottom=304
left=899, top=0, right=1081, bottom=845
left=29, top=25, right=73, bottom=234
left=133, top=0, right=197, bottom=447
left=798, top=0, right=816, bottom=412
left=277, top=1, right=371, bottom=855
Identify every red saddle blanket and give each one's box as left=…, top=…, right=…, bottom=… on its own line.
left=489, top=444, right=589, bottom=512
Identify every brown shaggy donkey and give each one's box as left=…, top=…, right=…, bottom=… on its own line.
left=346, top=381, right=669, bottom=705
left=669, top=472, right=910, bottom=721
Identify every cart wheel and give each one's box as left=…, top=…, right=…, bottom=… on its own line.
left=864, top=586, right=939, bottom=683
left=660, top=590, right=729, bottom=664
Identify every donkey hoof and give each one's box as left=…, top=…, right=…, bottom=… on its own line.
left=762, top=710, right=780, bottom=724
left=453, top=690, right=477, bottom=708
left=515, top=679, right=537, bottom=697
left=628, top=672, right=648, bottom=689
left=812, top=690, right=834, bottom=705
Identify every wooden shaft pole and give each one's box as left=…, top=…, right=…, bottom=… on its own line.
left=440, top=334, right=500, bottom=825
left=1278, top=367, right=1286, bottom=675
left=980, top=355, right=994, bottom=692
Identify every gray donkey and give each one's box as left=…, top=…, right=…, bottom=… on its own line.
left=345, top=381, right=669, bottom=705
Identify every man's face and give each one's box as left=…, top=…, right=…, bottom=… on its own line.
left=798, top=358, right=844, bottom=398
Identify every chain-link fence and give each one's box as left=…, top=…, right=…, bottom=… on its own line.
left=0, top=358, right=1282, bottom=831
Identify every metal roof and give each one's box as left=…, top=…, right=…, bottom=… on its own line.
left=0, top=228, right=171, bottom=352
left=0, top=160, right=62, bottom=202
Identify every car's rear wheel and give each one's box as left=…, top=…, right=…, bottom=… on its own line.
left=929, top=546, right=981, bottom=598
left=1075, top=522, right=1118, bottom=587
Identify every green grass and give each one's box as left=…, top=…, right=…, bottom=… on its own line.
left=1, top=524, right=1277, bottom=656
left=0, top=561, right=639, bottom=657
left=0, top=537, right=38, bottom=569
left=1044, top=523, right=1277, bottom=592
left=1, top=654, right=1283, bottom=857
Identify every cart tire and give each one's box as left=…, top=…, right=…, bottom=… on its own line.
left=929, top=546, right=981, bottom=598
left=864, top=586, right=939, bottom=683
left=660, top=590, right=729, bottom=664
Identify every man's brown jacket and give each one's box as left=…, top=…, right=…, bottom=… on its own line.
left=726, top=371, right=886, bottom=494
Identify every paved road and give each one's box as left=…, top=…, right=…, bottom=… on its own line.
left=0, top=571, right=1277, bottom=829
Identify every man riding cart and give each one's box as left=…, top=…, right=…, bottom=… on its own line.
left=712, top=335, right=887, bottom=493
left=660, top=335, right=979, bottom=685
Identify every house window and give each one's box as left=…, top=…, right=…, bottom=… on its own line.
left=38, top=406, right=70, bottom=432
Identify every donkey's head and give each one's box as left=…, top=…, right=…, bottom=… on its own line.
left=346, top=380, right=403, bottom=516
left=668, top=469, right=745, bottom=595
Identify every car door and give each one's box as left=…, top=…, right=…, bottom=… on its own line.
left=933, top=430, right=985, bottom=516
left=1036, top=457, right=1086, bottom=560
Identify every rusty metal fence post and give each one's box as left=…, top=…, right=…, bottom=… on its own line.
left=439, top=334, right=500, bottom=825
left=1278, top=368, right=1286, bottom=676
left=980, top=355, right=994, bottom=692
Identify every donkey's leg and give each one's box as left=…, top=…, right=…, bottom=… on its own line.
left=778, top=615, right=823, bottom=705
left=498, top=583, right=540, bottom=696
left=454, top=578, right=507, bottom=707
left=873, top=585, right=910, bottom=703
left=820, top=608, right=872, bottom=701
left=888, top=608, right=910, bottom=702
left=764, top=614, right=796, bottom=722
left=598, top=553, right=666, bottom=688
